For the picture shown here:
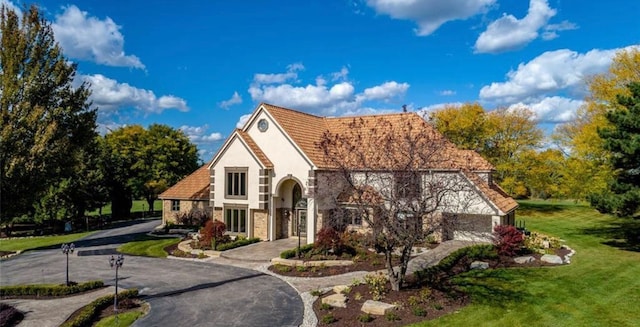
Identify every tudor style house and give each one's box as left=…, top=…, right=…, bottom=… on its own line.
left=160, top=103, right=517, bottom=244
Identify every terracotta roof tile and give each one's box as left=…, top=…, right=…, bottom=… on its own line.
left=237, top=129, right=274, bottom=169
left=464, top=171, right=518, bottom=214
left=159, top=164, right=210, bottom=200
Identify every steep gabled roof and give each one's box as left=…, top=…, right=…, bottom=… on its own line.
left=237, top=130, right=274, bottom=169
left=159, top=163, right=210, bottom=200
left=464, top=171, right=518, bottom=214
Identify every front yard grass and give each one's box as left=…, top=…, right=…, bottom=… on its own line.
left=0, top=231, right=94, bottom=253
left=117, top=235, right=181, bottom=258
left=411, top=200, right=640, bottom=327
left=94, top=310, right=145, bottom=327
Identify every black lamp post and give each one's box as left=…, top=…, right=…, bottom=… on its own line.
left=109, top=254, right=125, bottom=316
left=61, top=243, right=75, bottom=286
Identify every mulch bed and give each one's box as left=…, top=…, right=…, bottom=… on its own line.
left=63, top=298, right=145, bottom=326
left=0, top=250, right=15, bottom=257
left=268, top=252, right=402, bottom=277
left=314, top=278, right=468, bottom=326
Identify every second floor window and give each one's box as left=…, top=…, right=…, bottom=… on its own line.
left=226, top=168, right=247, bottom=199
left=395, top=171, right=421, bottom=199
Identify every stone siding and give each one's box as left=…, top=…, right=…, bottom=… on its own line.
left=162, top=199, right=209, bottom=225
left=252, top=209, right=268, bottom=240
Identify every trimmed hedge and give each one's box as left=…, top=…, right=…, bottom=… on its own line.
left=60, top=288, right=139, bottom=327
left=0, top=280, right=104, bottom=297
left=280, top=243, right=315, bottom=259
left=217, top=237, right=261, bottom=251
left=415, top=244, right=497, bottom=285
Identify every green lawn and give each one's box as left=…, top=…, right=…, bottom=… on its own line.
left=411, top=200, right=640, bottom=327
left=95, top=310, right=145, bottom=327
left=86, top=200, right=162, bottom=216
left=0, top=231, right=94, bottom=252
left=117, top=235, right=181, bottom=258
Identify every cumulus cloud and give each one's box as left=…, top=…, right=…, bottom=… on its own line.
left=79, top=74, right=189, bottom=114
left=236, top=114, right=252, bottom=129
left=219, top=91, right=243, bottom=109
left=331, top=66, right=350, bottom=81
left=474, top=0, right=557, bottom=53
left=366, top=0, right=495, bottom=36
left=508, top=96, right=583, bottom=123
left=180, top=125, right=224, bottom=143
left=249, top=81, right=355, bottom=114
left=479, top=46, right=638, bottom=104
left=355, top=81, right=409, bottom=102
left=253, top=63, right=304, bottom=84
left=52, top=5, right=144, bottom=69
left=542, top=20, right=578, bottom=40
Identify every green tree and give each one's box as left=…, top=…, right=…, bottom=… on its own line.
left=555, top=48, right=640, bottom=200
left=590, top=82, right=640, bottom=217
left=0, top=5, right=98, bottom=223
left=103, top=124, right=199, bottom=218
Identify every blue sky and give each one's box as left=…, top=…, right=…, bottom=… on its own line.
left=4, top=0, right=639, bottom=160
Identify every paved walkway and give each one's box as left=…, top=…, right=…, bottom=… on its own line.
left=2, top=287, right=116, bottom=327
left=221, top=237, right=306, bottom=261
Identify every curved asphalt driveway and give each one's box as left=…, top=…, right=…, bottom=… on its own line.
left=0, top=220, right=303, bottom=327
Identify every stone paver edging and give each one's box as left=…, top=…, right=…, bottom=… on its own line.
left=271, top=257, right=354, bottom=267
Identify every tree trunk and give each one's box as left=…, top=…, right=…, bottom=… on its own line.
left=385, top=249, right=401, bottom=291
left=146, top=197, right=154, bottom=213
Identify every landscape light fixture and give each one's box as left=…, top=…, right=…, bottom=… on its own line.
left=61, top=243, right=75, bottom=286
left=109, top=254, right=125, bottom=317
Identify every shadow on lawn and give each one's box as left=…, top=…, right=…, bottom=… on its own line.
left=581, top=219, right=640, bottom=252
left=451, top=268, right=538, bottom=306
left=516, top=202, right=572, bottom=216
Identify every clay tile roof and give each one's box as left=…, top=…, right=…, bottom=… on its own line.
left=464, top=171, right=518, bottom=214
left=237, top=129, right=274, bottom=169
left=159, top=163, right=210, bottom=200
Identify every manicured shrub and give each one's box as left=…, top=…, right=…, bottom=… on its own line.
left=415, top=244, right=497, bottom=285
left=60, top=288, right=138, bottom=327
left=524, top=231, right=562, bottom=253
left=385, top=311, right=400, bottom=321
left=363, top=272, right=388, bottom=301
left=0, top=280, right=104, bottom=297
left=315, top=226, right=342, bottom=254
left=411, top=306, right=426, bottom=316
left=174, top=209, right=210, bottom=227
left=280, top=243, right=314, bottom=259
left=319, top=303, right=332, bottom=310
left=200, top=219, right=228, bottom=250
left=493, top=225, right=524, bottom=256
left=216, top=237, right=260, bottom=251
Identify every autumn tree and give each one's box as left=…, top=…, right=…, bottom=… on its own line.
left=0, top=5, right=99, bottom=223
left=429, top=104, right=544, bottom=198
left=589, top=82, right=640, bottom=217
left=103, top=124, right=199, bottom=218
left=318, top=114, right=478, bottom=291
left=555, top=48, right=640, bottom=199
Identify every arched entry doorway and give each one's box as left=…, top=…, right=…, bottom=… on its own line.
left=275, top=178, right=307, bottom=239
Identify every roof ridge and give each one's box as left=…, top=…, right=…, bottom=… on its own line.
left=326, top=111, right=418, bottom=120
left=261, top=102, right=323, bottom=119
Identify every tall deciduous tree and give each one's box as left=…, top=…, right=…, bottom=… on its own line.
left=555, top=48, right=640, bottom=200
left=0, top=5, right=98, bottom=222
left=590, top=82, right=640, bottom=217
left=429, top=104, right=544, bottom=198
left=318, top=114, right=475, bottom=291
left=103, top=124, right=199, bottom=218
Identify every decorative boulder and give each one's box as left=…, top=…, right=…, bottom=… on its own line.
left=361, top=300, right=397, bottom=315
left=514, top=256, right=535, bottom=264
left=540, top=254, right=563, bottom=264
left=333, top=285, right=350, bottom=294
left=470, top=261, right=489, bottom=270
left=322, top=294, right=347, bottom=308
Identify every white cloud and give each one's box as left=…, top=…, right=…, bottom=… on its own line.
left=249, top=81, right=356, bottom=114
left=1, top=0, right=20, bottom=16
left=508, top=96, right=583, bottom=123
left=356, top=81, right=409, bottom=102
left=479, top=46, right=638, bottom=104
left=180, top=125, right=224, bottom=143
left=366, top=0, right=495, bottom=36
left=331, top=66, right=350, bottom=81
left=52, top=5, right=144, bottom=69
left=542, top=20, right=578, bottom=40
left=236, top=114, right=252, bottom=129
left=474, top=0, right=557, bottom=53
left=219, top=91, right=243, bottom=109
left=79, top=74, right=189, bottom=114
left=417, top=102, right=465, bottom=118
left=253, top=63, right=304, bottom=84
left=439, top=90, right=456, bottom=96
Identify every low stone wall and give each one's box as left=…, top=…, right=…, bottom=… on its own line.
left=271, top=257, right=354, bottom=267
left=177, top=239, right=221, bottom=257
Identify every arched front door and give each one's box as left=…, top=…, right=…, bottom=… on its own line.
left=293, top=184, right=307, bottom=237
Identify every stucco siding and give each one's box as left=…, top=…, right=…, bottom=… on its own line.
left=211, top=137, right=263, bottom=209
